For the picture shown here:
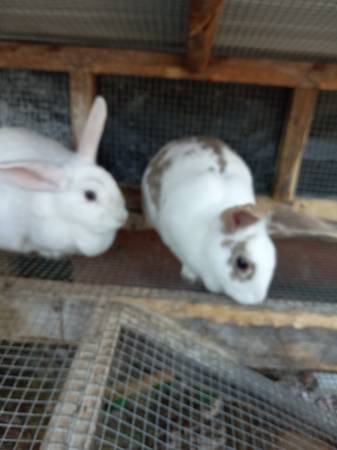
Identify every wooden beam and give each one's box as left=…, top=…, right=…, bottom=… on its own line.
left=1, top=42, right=337, bottom=89
left=69, top=70, right=96, bottom=147
left=2, top=277, right=337, bottom=372
left=187, top=0, right=224, bottom=72
left=274, top=88, right=318, bottom=201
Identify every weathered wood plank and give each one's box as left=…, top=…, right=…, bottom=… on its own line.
left=69, top=70, right=96, bottom=146
left=1, top=42, right=337, bottom=89
left=187, top=0, right=224, bottom=72
left=188, top=322, right=337, bottom=371
left=2, top=277, right=337, bottom=371
left=1, top=276, right=337, bottom=331
left=274, top=88, right=318, bottom=201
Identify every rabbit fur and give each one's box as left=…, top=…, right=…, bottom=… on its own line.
left=142, top=137, right=276, bottom=305
left=0, top=96, right=127, bottom=258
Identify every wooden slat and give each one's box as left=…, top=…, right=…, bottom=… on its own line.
left=69, top=70, right=96, bottom=147
left=274, top=88, right=318, bottom=201
left=3, top=277, right=337, bottom=371
left=187, top=0, right=225, bottom=72
left=1, top=41, right=337, bottom=89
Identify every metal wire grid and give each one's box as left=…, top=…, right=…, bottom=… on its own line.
left=0, top=67, right=335, bottom=200
left=0, top=0, right=188, bottom=52
left=297, top=91, right=337, bottom=198
left=215, top=0, right=337, bottom=63
left=0, top=231, right=336, bottom=304
left=0, top=294, right=95, bottom=449
left=0, top=340, right=76, bottom=449
left=0, top=69, right=71, bottom=146
left=0, top=295, right=336, bottom=448
left=98, top=75, right=289, bottom=195
left=91, top=306, right=337, bottom=449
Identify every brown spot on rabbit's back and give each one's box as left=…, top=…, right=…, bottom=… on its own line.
left=146, top=143, right=174, bottom=209
left=146, top=137, right=199, bottom=208
left=197, top=137, right=227, bottom=172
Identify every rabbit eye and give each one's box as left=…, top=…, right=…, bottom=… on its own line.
left=236, top=255, right=250, bottom=271
left=84, top=190, right=97, bottom=202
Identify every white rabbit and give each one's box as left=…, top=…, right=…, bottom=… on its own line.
left=142, top=137, right=276, bottom=305
left=0, top=96, right=128, bottom=258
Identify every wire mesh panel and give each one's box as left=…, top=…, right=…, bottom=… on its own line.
left=297, top=91, right=337, bottom=198
left=0, top=341, right=76, bottom=449
left=0, top=295, right=94, bottom=449
left=0, top=69, right=71, bottom=146
left=0, top=231, right=336, bottom=304
left=0, top=0, right=188, bottom=52
left=98, top=76, right=289, bottom=195
left=90, top=306, right=337, bottom=450
left=0, top=296, right=337, bottom=447
left=215, top=0, right=337, bottom=63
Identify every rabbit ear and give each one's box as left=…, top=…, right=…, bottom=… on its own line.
left=77, top=96, right=107, bottom=163
left=0, top=160, right=64, bottom=191
left=221, top=205, right=262, bottom=234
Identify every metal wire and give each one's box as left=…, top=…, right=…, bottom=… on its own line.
left=91, top=307, right=337, bottom=449
left=98, top=75, right=288, bottom=195
left=0, top=298, right=336, bottom=448
left=298, top=91, right=337, bottom=198
left=0, top=69, right=71, bottom=146
left=0, top=0, right=187, bottom=52
left=0, top=230, right=336, bottom=304
left=0, top=340, right=76, bottom=449
left=215, top=0, right=337, bottom=63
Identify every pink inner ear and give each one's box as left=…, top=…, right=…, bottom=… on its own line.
left=223, top=208, right=259, bottom=233
left=0, top=162, right=63, bottom=191
left=233, top=210, right=259, bottom=228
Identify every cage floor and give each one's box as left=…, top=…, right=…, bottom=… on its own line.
left=1, top=230, right=336, bottom=303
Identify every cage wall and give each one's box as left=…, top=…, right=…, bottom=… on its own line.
left=1, top=68, right=337, bottom=201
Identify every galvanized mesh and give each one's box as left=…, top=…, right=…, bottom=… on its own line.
left=0, top=230, right=336, bottom=304
left=297, top=91, right=337, bottom=198
left=0, top=341, right=76, bottom=448
left=0, top=294, right=94, bottom=449
left=98, top=76, right=288, bottom=195
left=1, top=297, right=334, bottom=449
left=0, top=0, right=187, bottom=52
left=215, top=0, right=337, bottom=63
left=78, top=305, right=337, bottom=449
left=0, top=69, right=71, bottom=146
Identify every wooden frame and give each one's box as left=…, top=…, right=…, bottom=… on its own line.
left=274, top=88, right=318, bottom=201
left=0, top=40, right=335, bottom=221
left=187, top=0, right=225, bottom=72
left=2, top=276, right=337, bottom=372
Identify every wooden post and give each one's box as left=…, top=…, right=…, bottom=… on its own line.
left=274, top=88, right=318, bottom=201
left=69, top=70, right=96, bottom=147
left=187, top=0, right=225, bottom=72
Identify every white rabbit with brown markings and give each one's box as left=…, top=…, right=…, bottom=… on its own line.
left=0, top=96, right=128, bottom=258
left=142, top=137, right=276, bottom=305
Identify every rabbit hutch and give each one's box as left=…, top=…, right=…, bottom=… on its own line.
left=0, top=0, right=337, bottom=448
